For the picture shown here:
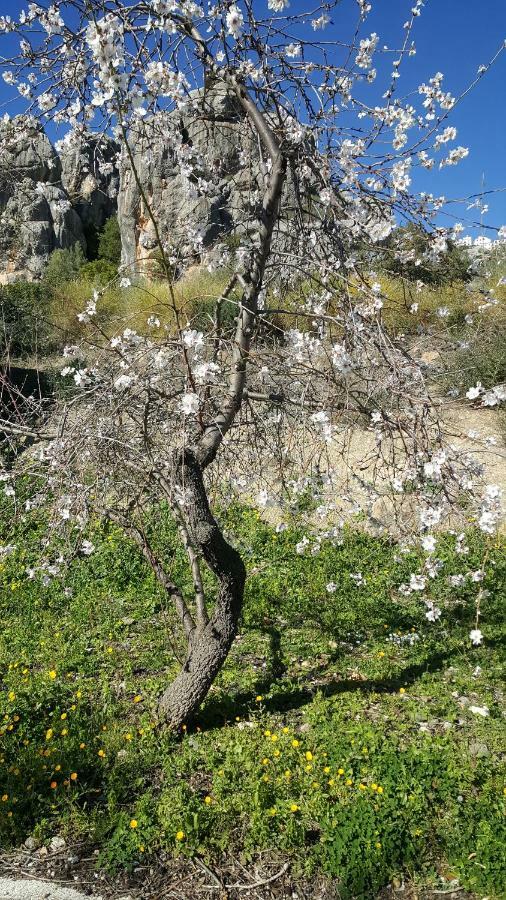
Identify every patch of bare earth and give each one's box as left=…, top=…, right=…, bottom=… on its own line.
left=0, top=847, right=484, bottom=900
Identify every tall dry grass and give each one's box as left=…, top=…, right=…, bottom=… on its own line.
left=47, top=267, right=236, bottom=347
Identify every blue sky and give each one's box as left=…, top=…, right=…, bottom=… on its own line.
left=0, top=0, right=504, bottom=235
left=357, top=0, right=506, bottom=235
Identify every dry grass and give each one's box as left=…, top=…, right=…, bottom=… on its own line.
left=45, top=265, right=506, bottom=371
left=379, top=276, right=506, bottom=335
left=47, top=267, right=235, bottom=345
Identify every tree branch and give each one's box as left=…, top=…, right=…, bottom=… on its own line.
left=105, top=509, right=196, bottom=640
left=171, top=500, right=209, bottom=628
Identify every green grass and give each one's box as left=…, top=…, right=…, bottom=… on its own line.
left=0, top=497, right=505, bottom=897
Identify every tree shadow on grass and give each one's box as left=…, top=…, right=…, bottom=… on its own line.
left=196, top=643, right=464, bottom=731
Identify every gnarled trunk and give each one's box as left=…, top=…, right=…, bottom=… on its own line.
left=157, top=76, right=285, bottom=727
left=158, top=585, right=243, bottom=727
left=157, top=449, right=246, bottom=728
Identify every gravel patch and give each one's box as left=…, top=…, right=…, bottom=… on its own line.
left=0, top=880, right=103, bottom=900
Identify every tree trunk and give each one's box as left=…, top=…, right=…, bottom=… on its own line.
left=158, top=595, right=243, bottom=727
left=157, top=450, right=246, bottom=728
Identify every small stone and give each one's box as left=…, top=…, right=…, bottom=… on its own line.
left=420, top=350, right=440, bottom=365
left=469, top=740, right=489, bottom=757
left=49, top=836, right=66, bottom=852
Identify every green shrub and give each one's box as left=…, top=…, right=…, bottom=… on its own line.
left=79, top=259, right=118, bottom=287
left=98, top=216, right=122, bottom=265
left=375, top=224, right=472, bottom=286
left=43, top=243, right=87, bottom=291
left=0, top=282, right=52, bottom=359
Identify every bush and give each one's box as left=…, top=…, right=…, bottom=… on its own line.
left=375, top=224, right=472, bottom=286
left=444, top=325, right=506, bottom=395
left=79, top=259, right=119, bottom=287
left=43, top=243, right=87, bottom=292
left=98, top=216, right=122, bottom=266
left=0, top=282, right=52, bottom=359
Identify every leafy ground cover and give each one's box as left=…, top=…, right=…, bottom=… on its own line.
left=0, top=498, right=505, bottom=898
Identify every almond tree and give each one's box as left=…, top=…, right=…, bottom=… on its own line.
left=0, top=1, right=504, bottom=728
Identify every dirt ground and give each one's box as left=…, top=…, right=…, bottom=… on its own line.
left=0, top=848, right=482, bottom=900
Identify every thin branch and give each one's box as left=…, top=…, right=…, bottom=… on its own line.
left=226, top=862, right=290, bottom=891
left=172, top=500, right=209, bottom=628
left=105, top=509, right=196, bottom=640
left=0, top=418, right=56, bottom=441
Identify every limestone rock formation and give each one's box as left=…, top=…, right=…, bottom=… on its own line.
left=0, top=90, right=296, bottom=284
left=118, top=86, right=264, bottom=275
left=0, top=117, right=84, bottom=284
left=59, top=130, right=119, bottom=238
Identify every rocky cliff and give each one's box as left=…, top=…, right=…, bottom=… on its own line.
left=0, top=89, right=286, bottom=282
left=118, top=87, right=263, bottom=275
left=0, top=117, right=85, bottom=284
left=59, top=129, right=120, bottom=244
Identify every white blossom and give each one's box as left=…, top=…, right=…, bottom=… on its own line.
left=469, top=628, right=483, bottom=646
left=226, top=4, right=244, bottom=39
left=114, top=373, right=134, bottom=391
left=180, top=392, right=200, bottom=415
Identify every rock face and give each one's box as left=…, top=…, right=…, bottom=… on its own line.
left=0, top=90, right=289, bottom=282
left=59, top=130, right=119, bottom=237
left=118, top=86, right=263, bottom=275
left=0, top=117, right=85, bottom=284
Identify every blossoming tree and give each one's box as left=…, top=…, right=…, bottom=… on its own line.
left=0, top=0, right=504, bottom=728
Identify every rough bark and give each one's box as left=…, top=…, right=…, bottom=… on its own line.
left=157, top=449, right=246, bottom=727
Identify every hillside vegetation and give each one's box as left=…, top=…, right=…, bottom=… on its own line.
left=1, top=234, right=505, bottom=898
